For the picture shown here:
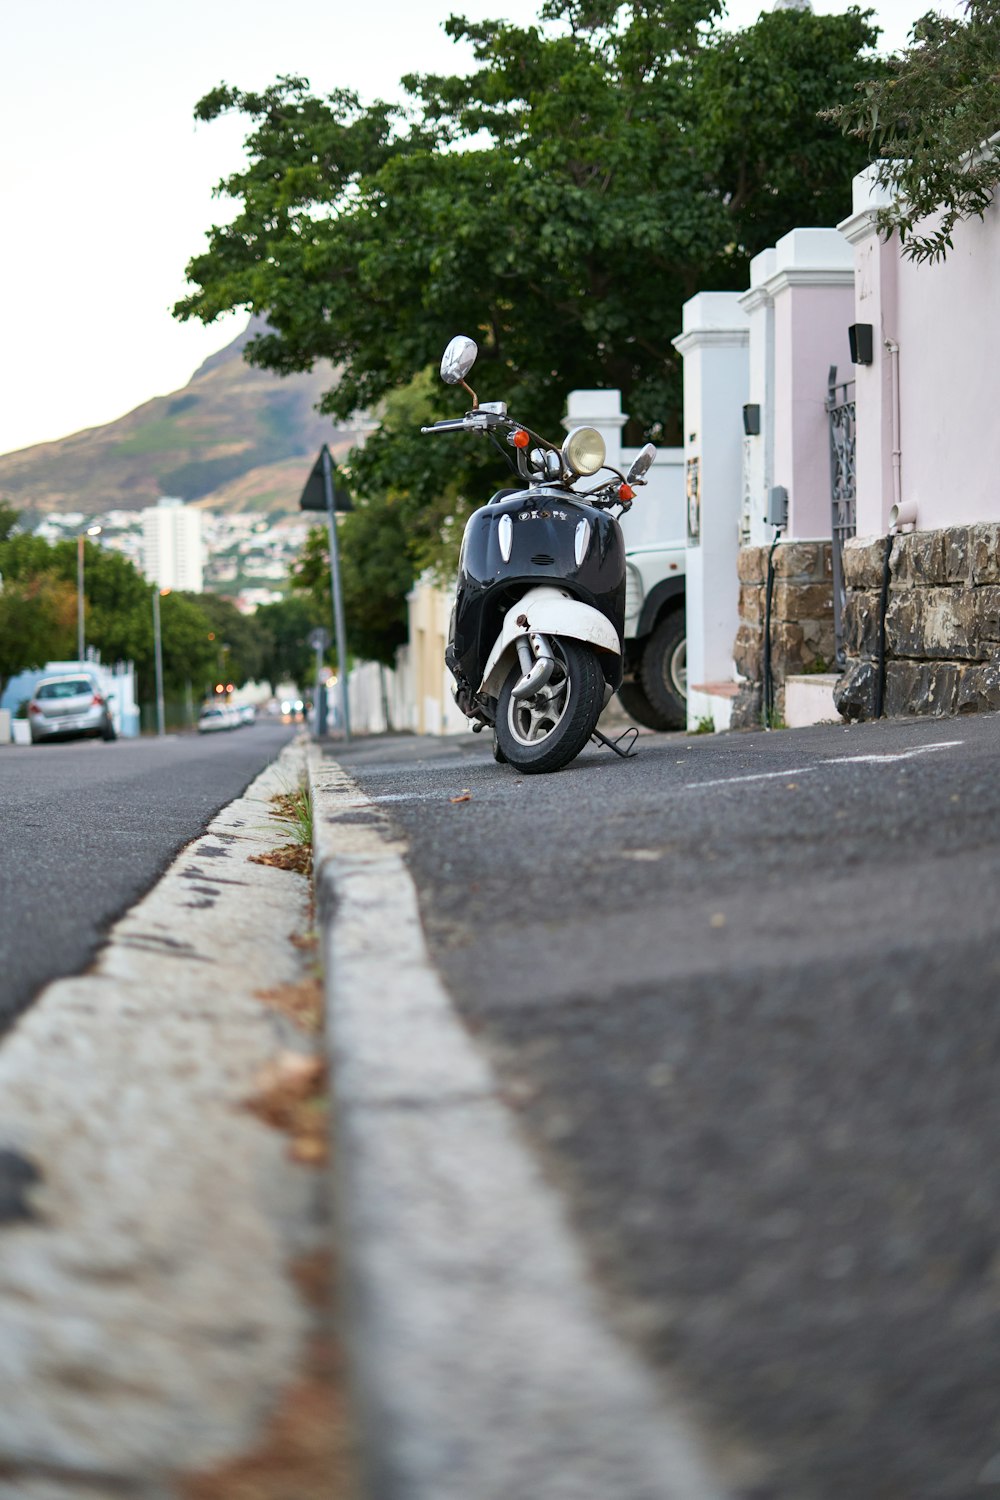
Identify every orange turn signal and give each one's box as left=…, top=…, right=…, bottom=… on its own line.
left=512, top=429, right=530, bottom=449
left=619, top=483, right=635, bottom=501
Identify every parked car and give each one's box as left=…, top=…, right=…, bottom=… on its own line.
left=28, top=675, right=117, bottom=744
left=198, top=705, right=236, bottom=734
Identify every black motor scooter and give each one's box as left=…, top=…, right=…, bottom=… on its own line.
left=422, top=335, right=655, bottom=774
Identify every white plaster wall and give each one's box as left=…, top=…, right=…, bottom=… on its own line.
left=741, top=231, right=855, bottom=545
left=781, top=285, right=856, bottom=537
left=673, top=294, right=750, bottom=695
left=896, top=209, right=1000, bottom=528
left=617, top=450, right=685, bottom=548
left=845, top=170, right=1000, bottom=534
left=564, top=388, right=685, bottom=545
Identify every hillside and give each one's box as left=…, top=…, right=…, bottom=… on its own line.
left=0, top=320, right=359, bottom=518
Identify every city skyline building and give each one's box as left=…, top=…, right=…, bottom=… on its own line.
left=141, top=497, right=203, bottom=592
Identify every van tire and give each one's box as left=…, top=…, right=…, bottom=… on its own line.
left=638, top=613, right=687, bottom=730
left=616, top=679, right=670, bottom=732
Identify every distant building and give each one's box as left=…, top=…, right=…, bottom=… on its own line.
left=141, top=498, right=203, bottom=592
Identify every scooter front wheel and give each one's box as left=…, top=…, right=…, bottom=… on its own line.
left=495, top=639, right=605, bottom=774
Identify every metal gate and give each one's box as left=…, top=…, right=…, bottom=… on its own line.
left=826, top=365, right=857, bottom=669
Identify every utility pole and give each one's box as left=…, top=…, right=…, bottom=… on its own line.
left=152, top=587, right=167, bottom=736
left=320, top=445, right=351, bottom=742
left=77, top=525, right=102, bottom=662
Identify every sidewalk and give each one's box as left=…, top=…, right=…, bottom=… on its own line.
left=0, top=741, right=353, bottom=1500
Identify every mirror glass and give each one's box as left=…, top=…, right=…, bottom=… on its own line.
left=626, top=443, right=656, bottom=484
left=440, top=336, right=478, bottom=385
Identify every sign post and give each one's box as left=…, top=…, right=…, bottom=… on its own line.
left=301, top=445, right=351, bottom=742
left=308, top=627, right=330, bottom=737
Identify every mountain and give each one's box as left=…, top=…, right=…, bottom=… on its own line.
left=0, top=319, right=360, bottom=518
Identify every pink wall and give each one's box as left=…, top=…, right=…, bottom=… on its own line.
left=773, top=284, right=856, bottom=538
left=850, top=183, right=1000, bottom=534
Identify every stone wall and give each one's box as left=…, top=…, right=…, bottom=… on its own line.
left=732, top=541, right=835, bottom=728
left=835, top=525, right=1000, bottom=720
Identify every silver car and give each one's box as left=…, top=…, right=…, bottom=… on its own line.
left=28, top=675, right=116, bottom=744
left=197, top=705, right=235, bottom=734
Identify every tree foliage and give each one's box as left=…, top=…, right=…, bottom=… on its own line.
left=0, top=531, right=270, bottom=704
left=0, top=574, right=77, bottom=703
left=177, top=0, right=882, bottom=631
left=255, top=593, right=327, bottom=689
left=829, top=0, right=1000, bottom=262
left=0, top=501, right=19, bottom=544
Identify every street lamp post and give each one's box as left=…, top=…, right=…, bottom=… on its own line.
left=76, top=525, right=102, bottom=662
left=152, top=587, right=169, bottom=736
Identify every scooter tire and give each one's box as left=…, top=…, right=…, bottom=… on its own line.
left=495, top=639, right=604, bottom=774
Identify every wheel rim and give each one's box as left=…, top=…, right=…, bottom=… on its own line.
left=665, top=639, right=687, bottom=701
left=507, top=647, right=572, bottom=747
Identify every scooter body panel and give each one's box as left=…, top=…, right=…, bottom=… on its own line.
left=479, top=586, right=622, bottom=698
left=448, top=487, right=626, bottom=712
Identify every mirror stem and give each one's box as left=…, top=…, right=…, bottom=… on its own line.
left=459, top=378, right=479, bottom=409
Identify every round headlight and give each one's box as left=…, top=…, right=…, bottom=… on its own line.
left=562, top=426, right=606, bottom=478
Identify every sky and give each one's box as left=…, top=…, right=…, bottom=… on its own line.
left=0, top=0, right=956, bottom=458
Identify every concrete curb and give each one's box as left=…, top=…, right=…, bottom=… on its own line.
left=309, top=746, right=731, bottom=1500
left=0, top=740, right=319, bottom=1499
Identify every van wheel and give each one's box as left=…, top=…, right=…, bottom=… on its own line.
left=638, top=613, right=687, bottom=730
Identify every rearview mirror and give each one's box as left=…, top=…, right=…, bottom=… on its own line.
left=626, top=443, right=656, bottom=484
left=440, top=336, right=478, bottom=386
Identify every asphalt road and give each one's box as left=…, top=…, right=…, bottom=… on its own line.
left=0, top=721, right=295, bottom=1029
left=333, top=714, right=1000, bottom=1500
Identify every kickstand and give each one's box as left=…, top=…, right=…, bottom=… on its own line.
left=591, top=725, right=639, bottom=759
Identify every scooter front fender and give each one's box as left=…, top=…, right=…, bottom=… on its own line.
left=479, top=586, right=621, bottom=699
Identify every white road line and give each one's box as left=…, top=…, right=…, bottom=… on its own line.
left=684, top=767, right=813, bottom=791
left=682, top=739, right=964, bottom=793
left=822, top=740, right=963, bottom=766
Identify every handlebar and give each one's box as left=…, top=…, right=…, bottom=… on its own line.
left=420, top=418, right=473, bottom=433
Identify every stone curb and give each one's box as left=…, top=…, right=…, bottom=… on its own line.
left=0, top=740, right=319, bottom=1500
left=308, top=745, right=732, bottom=1500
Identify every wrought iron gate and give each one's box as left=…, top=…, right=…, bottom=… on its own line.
left=826, top=365, right=857, bottom=669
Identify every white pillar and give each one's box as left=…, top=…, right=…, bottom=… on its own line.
left=563, top=389, right=628, bottom=471
left=672, top=294, right=750, bottom=727
left=740, top=227, right=855, bottom=542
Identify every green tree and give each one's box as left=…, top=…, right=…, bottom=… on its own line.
left=0, top=574, right=77, bottom=703
left=255, top=593, right=326, bottom=690
left=829, top=0, right=1000, bottom=262
left=0, top=502, right=19, bottom=544
left=177, top=2, right=879, bottom=438
left=176, top=0, right=882, bottom=618
left=179, top=590, right=265, bottom=691
left=0, top=532, right=221, bottom=701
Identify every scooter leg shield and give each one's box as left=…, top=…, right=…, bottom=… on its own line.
left=479, top=587, right=620, bottom=699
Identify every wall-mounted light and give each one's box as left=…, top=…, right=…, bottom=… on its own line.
left=848, top=323, right=874, bottom=365
left=742, top=403, right=761, bottom=436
